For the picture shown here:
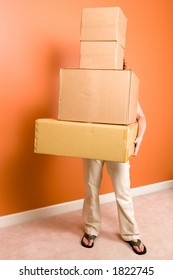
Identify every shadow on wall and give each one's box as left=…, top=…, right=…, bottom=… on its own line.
left=1, top=49, right=63, bottom=216
left=2, top=110, right=52, bottom=214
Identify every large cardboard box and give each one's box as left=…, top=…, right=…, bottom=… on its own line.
left=34, top=119, right=138, bottom=162
left=80, top=41, right=124, bottom=69
left=58, top=69, right=139, bottom=125
left=80, top=7, right=127, bottom=48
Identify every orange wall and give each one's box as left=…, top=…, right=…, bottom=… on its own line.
left=0, top=0, right=173, bottom=216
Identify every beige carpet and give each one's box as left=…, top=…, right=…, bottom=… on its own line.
left=0, top=188, right=173, bottom=260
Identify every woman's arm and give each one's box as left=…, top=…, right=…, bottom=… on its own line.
left=133, top=103, right=147, bottom=156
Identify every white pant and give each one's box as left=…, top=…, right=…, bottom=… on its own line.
left=82, top=159, right=140, bottom=241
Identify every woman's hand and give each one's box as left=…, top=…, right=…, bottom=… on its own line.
left=133, top=137, right=143, bottom=156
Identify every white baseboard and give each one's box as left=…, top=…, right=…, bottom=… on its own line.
left=0, top=180, right=172, bottom=229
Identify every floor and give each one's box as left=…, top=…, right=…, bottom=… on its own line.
left=0, top=188, right=173, bottom=260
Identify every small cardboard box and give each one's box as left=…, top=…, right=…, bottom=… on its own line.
left=80, top=7, right=127, bottom=48
left=34, top=119, right=138, bottom=162
left=58, top=69, right=139, bottom=125
left=80, top=41, right=124, bottom=69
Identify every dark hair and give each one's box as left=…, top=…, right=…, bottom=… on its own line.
left=123, top=58, right=127, bottom=70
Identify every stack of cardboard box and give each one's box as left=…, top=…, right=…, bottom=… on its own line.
left=34, top=7, right=139, bottom=162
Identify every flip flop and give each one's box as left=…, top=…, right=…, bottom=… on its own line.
left=127, top=239, right=147, bottom=255
left=81, top=233, right=97, bottom=248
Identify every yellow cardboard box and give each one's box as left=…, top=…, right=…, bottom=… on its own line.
left=34, top=119, right=138, bottom=162
left=80, top=7, right=127, bottom=48
left=58, top=69, right=139, bottom=125
left=80, top=41, right=124, bottom=69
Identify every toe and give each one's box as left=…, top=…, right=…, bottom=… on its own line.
left=88, top=240, right=94, bottom=247
left=83, top=237, right=89, bottom=246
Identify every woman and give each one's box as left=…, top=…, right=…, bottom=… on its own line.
left=81, top=95, right=147, bottom=255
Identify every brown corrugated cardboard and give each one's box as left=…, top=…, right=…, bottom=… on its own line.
left=34, top=119, right=138, bottom=162
left=58, top=69, right=139, bottom=125
left=80, top=7, right=127, bottom=48
left=80, top=41, right=124, bottom=69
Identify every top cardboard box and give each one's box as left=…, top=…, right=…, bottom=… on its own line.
left=80, top=7, right=127, bottom=48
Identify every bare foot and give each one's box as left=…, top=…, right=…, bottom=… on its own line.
left=81, top=233, right=97, bottom=248
left=82, top=236, right=94, bottom=247
left=127, top=239, right=146, bottom=255
left=132, top=239, right=145, bottom=253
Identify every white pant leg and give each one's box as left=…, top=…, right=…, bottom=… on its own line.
left=82, top=159, right=104, bottom=236
left=106, top=161, right=140, bottom=241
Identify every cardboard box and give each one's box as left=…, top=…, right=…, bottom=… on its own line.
left=80, top=41, right=124, bottom=69
left=58, top=69, right=139, bottom=125
left=34, top=119, right=138, bottom=162
left=80, top=7, right=127, bottom=48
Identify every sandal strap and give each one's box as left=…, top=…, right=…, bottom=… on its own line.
left=84, top=233, right=97, bottom=242
left=128, top=239, right=142, bottom=247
